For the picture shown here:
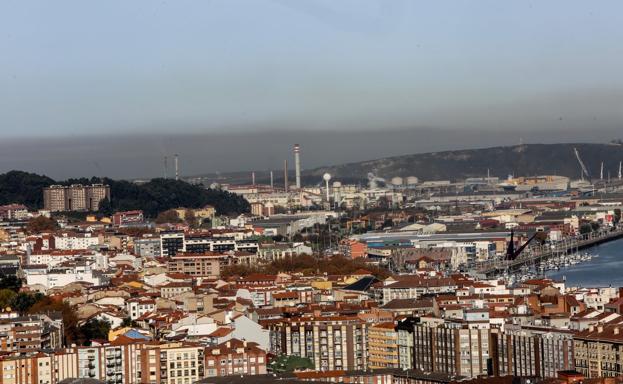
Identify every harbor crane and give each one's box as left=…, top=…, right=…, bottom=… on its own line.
left=506, top=229, right=548, bottom=261
left=573, top=147, right=591, bottom=182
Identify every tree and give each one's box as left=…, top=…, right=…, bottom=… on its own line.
left=79, top=319, right=111, bottom=345
left=121, top=317, right=137, bottom=327
left=10, top=292, right=42, bottom=314
left=26, top=216, right=58, bottom=233
left=269, top=355, right=314, bottom=373
left=0, top=275, right=22, bottom=292
left=0, top=171, right=54, bottom=208
left=0, top=289, right=16, bottom=310
left=98, top=197, right=113, bottom=216
left=579, top=223, right=593, bottom=235
left=155, top=209, right=182, bottom=224
left=185, top=209, right=198, bottom=228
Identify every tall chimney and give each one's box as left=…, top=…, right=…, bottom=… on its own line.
left=270, top=171, right=274, bottom=189
left=174, top=154, right=179, bottom=181
left=294, top=144, right=301, bottom=189
left=284, top=160, right=288, bottom=192
left=252, top=172, right=256, bottom=186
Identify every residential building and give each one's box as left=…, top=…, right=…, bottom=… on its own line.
left=126, top=298, right=157, bottom=321
left=367, top=322, right=399, bottom=370
left=574, top=323, right=623, bottom=378
left=112, top=210, right=144, bottom=226
left=134, top=237, right=162, bottom=258
left=491, top=325, right=575, bottom=378
left=0, top=204, right=29, bottom=220
left=167, top=254, right=221, bottom=278
left=43, top=184, right=110, bottom=212
left=265, top=315, right=368, bottom=371
left=204, top=339, right=267, bottom=377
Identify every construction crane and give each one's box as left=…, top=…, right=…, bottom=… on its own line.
left=573, top=147, right=591, bottom=181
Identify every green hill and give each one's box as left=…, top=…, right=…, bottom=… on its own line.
left=0, top=172, right=249, bottom=217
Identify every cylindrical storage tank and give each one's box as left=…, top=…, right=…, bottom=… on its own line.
left=406, top=176, right=419, bottom=185
left=332, top=181, right=342, bottom=188
left=391, top=176, right=404, bottom=186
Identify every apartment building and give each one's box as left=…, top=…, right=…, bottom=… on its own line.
left=0, top=204, right=29, bottom=220
left=126, top=298, right=157, bottom=321
left=0, top=315, right=63, bottom=357
left=0, top=351, right=78, bottom=384
left=411, top=321, right=491, bottom=378
left=402, top=319, right=574, bottom=379
left=367, top=322, right=399, bottom=370
left=138, top=342, right=205, bottom=384
left=379, top=277, right=458, bottom=305
left=43, top=184, right=110, bottom=212
left=396, top=317, right=416, bottom=370
left=161, top=232, right=185, bottom=257
left=24, top=262, right=105, bottom=290
left=160, top=282, right=194, bottom=299
left=167, top=254, right=220, bottom=278
left=204, top=338, right=267, bottom=377
left=574, top=323, right=623, bottom=378
left=265, top=315, right=368, bottom=372
left=134, top=237, right=161, bottom=258
left=160, top=232, right=259, bottom=258
left=491, top=325, right=575, bottom=378
left=54, top=233, right=99, bottom=250
left=0, top=338, right=267, bottom=384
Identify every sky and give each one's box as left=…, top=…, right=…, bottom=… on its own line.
left=1, top=1, right=623, bottom=179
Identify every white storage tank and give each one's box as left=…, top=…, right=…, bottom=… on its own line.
left=406, top=176, right=419, bottom=185
left=390, top=176, right=404, bottom=186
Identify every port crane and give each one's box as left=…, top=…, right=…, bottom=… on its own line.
left=506, top=229, right=548, bottom=261
left=573, top=147, right=591, bottom=182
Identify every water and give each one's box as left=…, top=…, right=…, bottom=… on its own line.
left=546, top=237, right=623, bottom=288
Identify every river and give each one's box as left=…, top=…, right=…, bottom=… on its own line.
left=546, top=237, right=623, bottom=287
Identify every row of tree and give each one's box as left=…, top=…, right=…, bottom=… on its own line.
left=221, top=254, right=390, bottom=280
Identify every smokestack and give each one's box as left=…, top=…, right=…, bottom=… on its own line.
left=270, top=171, right=274, bottom=189
left=164, top=156, right=168, bottom=179
left=294, top=144, right=301, bottom=189
left=284, top=160, right=288, bottom=192
left=252, top=172, right=256, bottom=186
left=174, top=154, right=179, bottom=181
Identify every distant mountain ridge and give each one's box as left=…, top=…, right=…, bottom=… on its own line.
left=302, top=143, right=623, bottom=183
left=192, top=143, right=623, bottom=186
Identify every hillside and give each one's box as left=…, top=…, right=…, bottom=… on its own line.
left=303, top=143, right=623, bottom=183
left=0, top=171, right=249, bottom=217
